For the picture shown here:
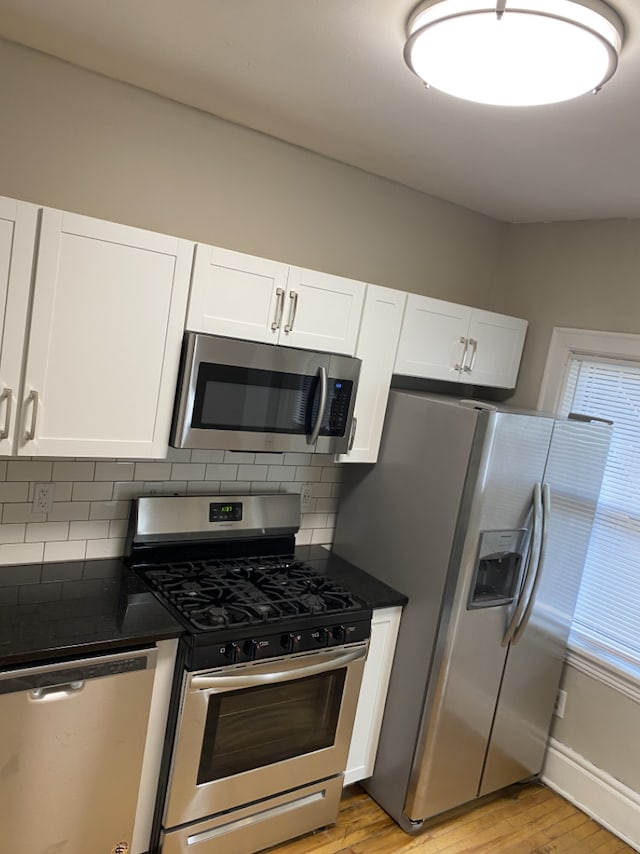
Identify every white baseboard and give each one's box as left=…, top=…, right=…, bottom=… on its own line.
left=542, top=738, right=640, bottom=852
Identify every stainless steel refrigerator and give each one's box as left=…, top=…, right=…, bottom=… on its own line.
left=332, top=390, right=611, bottom=832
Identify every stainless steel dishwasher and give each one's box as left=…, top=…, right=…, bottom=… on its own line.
left=0, top=646, right=157, bottom=854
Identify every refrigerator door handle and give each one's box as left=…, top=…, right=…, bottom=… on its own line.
left=512, top=483, right=551, bottom=645
left=502, top=483, right=543, bottom=647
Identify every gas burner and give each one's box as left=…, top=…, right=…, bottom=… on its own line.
left=139, top=553, right=362, bottom=633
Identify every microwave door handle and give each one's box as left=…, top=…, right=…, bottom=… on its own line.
left=307, top=366, right=328, bottom=445
left=502, top=482, right=542, bottom=646
left=512, top=483, right=551, bottom=644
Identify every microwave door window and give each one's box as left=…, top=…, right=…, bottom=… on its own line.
left=193, top=364, right=316, bottom=435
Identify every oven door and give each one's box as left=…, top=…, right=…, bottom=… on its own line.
left=170, top=333, right=360, bottom=454
left=163, top=642, right=367, bottom=830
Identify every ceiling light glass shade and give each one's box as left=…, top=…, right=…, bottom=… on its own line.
left=404, top=0, right=624, bottom=106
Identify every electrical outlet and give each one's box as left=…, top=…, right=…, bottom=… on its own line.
left=553, top=688, right=567, bottom=718
left=33, top=483, right=55, bottom=514
left=301, top=485, right=314, bottom=511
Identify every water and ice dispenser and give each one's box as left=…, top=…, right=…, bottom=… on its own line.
left=468, top=529, right=528, bottom=608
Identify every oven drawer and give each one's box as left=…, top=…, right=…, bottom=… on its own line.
left=160, top=775, right=343, bottom=854
left=164, top=643, right=366, bottom=829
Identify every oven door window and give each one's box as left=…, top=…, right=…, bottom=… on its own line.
left=197, top=670, right=346, bottom=784
left=192, top=363, right=352, bottom=437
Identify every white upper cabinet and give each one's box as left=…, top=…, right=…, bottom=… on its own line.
left=338, top=284, right=406, bottom=464
left=280, top=267, right=365, bottom=355
left=19, top=209, right=193, bottom=458
left=187, top=245, right=366, bottom=356
left=395, top=294, right=527, bottom=389
left=186, top=245, right=289, bottom=344
left=0, top=197, right=38, bottom=456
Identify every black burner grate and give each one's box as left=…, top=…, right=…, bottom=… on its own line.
left=141, top=556, right=361, bottom=631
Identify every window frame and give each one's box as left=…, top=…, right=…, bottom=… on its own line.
left=538, top=327, right=640, bottom=701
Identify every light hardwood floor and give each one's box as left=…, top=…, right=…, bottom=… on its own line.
left=272, top=782, right=633, bottom=854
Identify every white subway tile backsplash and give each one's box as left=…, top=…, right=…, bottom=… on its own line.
left=135, top=462, right=172, bottom=481
left=284, top=453, right=312, bottom=466
left=95, top=462, right=136, bottom=481
left=294, top=466, right=322, bottom=482
left=52, top=461, right=95, bottom=481
left=44, top=540, right=87, bottom=562
left=205, top=464, right=238, bottom=481
left=0, top=451, right=345, bottom=566
left=0, top=542, right=44, bottom=563
left=0, top=524, right=25, bottom=544
left=191, top=450, right=225, bottom=463
left=238, top=465, right=267, bottom=481
left=224, top=452, right=255, bottom=464
left=86, top=538, right=125, bottom=559
left=89, top=501, right=129, bottom=521
left=171, top=463, right=206, bottom=481
left=72, top=482, right=114, bottom=501
left=2, top=504, right=46, bottom=524
left=69, top=520, right=110, bottom=541
left=26, top=522, right=70, bottom=542
left=48, top=502, right=90, bottom=522
left=7, top=461, right=53, bottom=482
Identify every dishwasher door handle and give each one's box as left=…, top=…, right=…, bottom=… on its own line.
left=30, top=680, right=85, bottom=701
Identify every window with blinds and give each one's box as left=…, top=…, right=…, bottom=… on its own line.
left=558, top=357, right=640, bottom=676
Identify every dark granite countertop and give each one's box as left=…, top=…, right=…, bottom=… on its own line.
left=0, top=558, right=183, bottom=669
left=295, top=545, right=408, bottom=610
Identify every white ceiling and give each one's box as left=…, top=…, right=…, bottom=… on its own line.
left=0, top=0, right=639, bottom=223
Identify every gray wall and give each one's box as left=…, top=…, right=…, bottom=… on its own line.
left=0, top=38, right=501, bottom=306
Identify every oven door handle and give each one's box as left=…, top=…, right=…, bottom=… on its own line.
left=190, top=646, right=366, bottom=691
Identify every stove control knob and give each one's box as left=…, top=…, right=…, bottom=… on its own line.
left=243, top=639, right=260, bottom=660
left=312, top=628, right=330, bottom=646
left=281, top=632, right=302, bottom=653
left=332, top=625, right=354, bottom=644
left=223, top=642, right=239, bottom=663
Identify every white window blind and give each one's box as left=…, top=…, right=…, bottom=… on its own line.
left=559, top=357, right=640, bottom=673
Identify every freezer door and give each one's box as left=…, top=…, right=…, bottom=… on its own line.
left=405, top=411, right=553, bottom=822
left=479, top=418, right=611, bottom=796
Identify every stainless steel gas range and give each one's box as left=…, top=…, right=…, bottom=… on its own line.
left=126, top=493, right=371, bottom=854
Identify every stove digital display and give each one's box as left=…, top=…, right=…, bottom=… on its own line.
left=209, top=502, right=243, bottom=522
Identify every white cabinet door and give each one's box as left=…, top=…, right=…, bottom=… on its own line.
left=338, top=285, right=406, bottom=464
left=465, top=309, right=528, bottom=389
left=395, top=294, right=527, bottom=389
left=394, top=294, right=472, bottom=381
left=186, top=247, right=365, bottom=356
left=19, top=209, right=193, bottom=458
left=281, top=267, right=365, bottom=355
left=186, top=245, right=288, bottom=343
left=0, top=197, right=38, bottom=455
left=344, top=606, right=402, bottom=786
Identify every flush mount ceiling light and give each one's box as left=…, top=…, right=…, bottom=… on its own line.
left=404, top=0, right=624, bottom=106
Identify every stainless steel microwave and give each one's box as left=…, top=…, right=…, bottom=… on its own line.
left=170, top=333, right=361, bottom=454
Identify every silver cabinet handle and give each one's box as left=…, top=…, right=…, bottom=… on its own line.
left=271, top=287, right=285, bottom=331
left=191, top=646, right=366, bottom=692
left=463, top=338, right=478, bottom=373
left=454, top=337, right=468, bottom=373
left=24, top=390, right=39, bottom=441
left=284, top=290, right=298, bottom=333
left=348, top=416, right=358, bottom=451
left=308, top=366, right=328, bottom=446
left=0, top=387, right=12, bottom=440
